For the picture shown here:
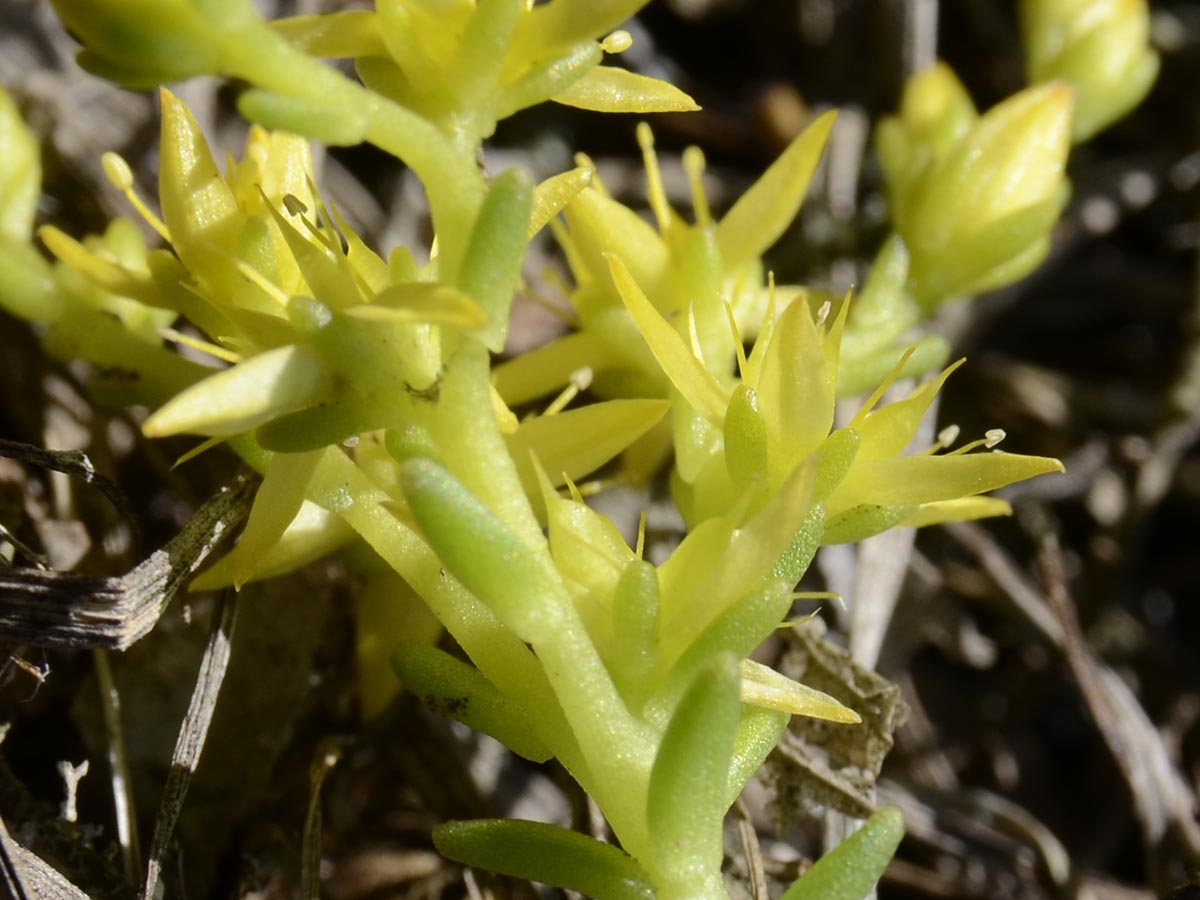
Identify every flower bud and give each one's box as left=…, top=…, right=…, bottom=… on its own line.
left=1021, top=0, right=1159, bottom=141
left=894, top=82, right=1073, bottom=306
left=49, top=0, right=247, bottom=86
left=875, top=63, right=976, bottom=219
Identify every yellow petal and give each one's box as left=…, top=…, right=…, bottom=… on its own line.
left=606, top=254, right=727, bottom=423
left=716, top=110, right=836, bottom=269
left=143, top=344, right=333, bottom=437
left=552, top=66, right=698, bottom=113
left=492, top=330, right=613, bottom=406
left=270, top=10, right=388, bottom=58
left=39, top=226, right=164, bottom=308
left=192, top=498, right=354, bottom=589
left=756, top=296, right=835, bottom=481
left=529, top=165, right=593, bottom=239
left=564, top=186, right=668, bottom=300
left=826, top=452, right=1064, bottom=514
left=158, top=89, right=240, bottom=279
left=511, top=0, right=651, bottom=59
left=228, top=450, right=322, bottom=588
left=902, top=496, right=1012, bottom=527
left=346, top=282, right=487, bottom=330
left=507, top=399, right=670, bottom=496
left=740, top=660, right=861, bottom=723
left=853, top=360, right=963, bottom=460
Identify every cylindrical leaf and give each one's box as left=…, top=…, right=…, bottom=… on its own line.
left=779, top=807, right=904, bottom=900
left=434, top=819, right=654, bottom=900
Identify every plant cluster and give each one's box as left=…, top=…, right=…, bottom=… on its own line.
left=0, top=0, right=1157, bottom=897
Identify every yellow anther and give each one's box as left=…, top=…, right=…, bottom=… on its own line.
left=682, top=145, right=711, bottom=226
left=600, top=30, right=632, bottom=54
left=101, top=151, right=170, bottom=242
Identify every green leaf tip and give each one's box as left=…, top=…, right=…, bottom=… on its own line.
left=780, top=805, right=904, bottom=900
left=434, top=819, right=655, bottom=900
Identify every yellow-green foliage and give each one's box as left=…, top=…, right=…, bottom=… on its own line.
left=0, top=0, right=1152, bottom=896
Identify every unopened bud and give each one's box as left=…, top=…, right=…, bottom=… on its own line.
left=1021, top=0, right=1160, bottom=141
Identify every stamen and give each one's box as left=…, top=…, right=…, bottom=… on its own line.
left=600, top=30, right=632, bottom=54
left=815, top=300, right=832, bottom=328
left=159, top=328, right=241, bottom=364
left=635, top=509, right=647, bottom=559
left=745, top=273, right=779, bottom=379
left=790, top=590, right=844, bottom=606
left=686, top=304, right=708, bottom=367
left=543, top=366, right=593, bottom=416
left=921, top=423, right=961, bottom=455
left=282, top=194, right=309, bottom=216
left=307, top=175, right=345, bottom=250
left=572, top=475, right=619, bottom=497
left=282, top=192, right=339, bottom=254
left=172, top=436, right=223, bottom=469
left=850, top=345, right=918, bottom=429
left=778, top=612, right=819, bottom=629
left=947, top=428, right=1007, bottom=457
left=682, top=146, right=711, bottom=227
left=563, top=473, right=585, bottom=504
left=101, top=152, right=170, bottom=242
left=938, top=424, right=961, bottom=447
left=523, top=269, right=578, bottom=324
left=234, top=260, right=291, bottom=307
left=723, top=300, right=747, bottom=379
left=574, top=152, right=609, bottom=198
left=635, top=123, right=672, bottom=234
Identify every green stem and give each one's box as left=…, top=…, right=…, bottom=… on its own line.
left=219, top=23, right=484, bottom=281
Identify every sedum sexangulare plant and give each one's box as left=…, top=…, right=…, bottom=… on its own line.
left=0, top=0, right=1155, bottom=895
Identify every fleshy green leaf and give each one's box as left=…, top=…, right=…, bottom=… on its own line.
left=237, top=88, right=369, bottom=145
left=392, top=642, right=551, bottom=762
left=458, top=168, right=534, bottom=351
left=821, top=504, right=914, bottom=545
left=399, top=458, right=565, bottom=642
left=434, top=819, right=655, bottom=900
left=726, top=705, right=790, bottom=808
left=723, top=384, right=768, bottom=488
left=779, top=806, right=904, bottom=900
left=650, top=580, right=792, bottom=723
left=646, top=654, right=741, bottom=896
left=610, top=559, right=661, bottom=708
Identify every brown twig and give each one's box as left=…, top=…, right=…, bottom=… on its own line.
left=0, top=476, right=255, bottom=650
